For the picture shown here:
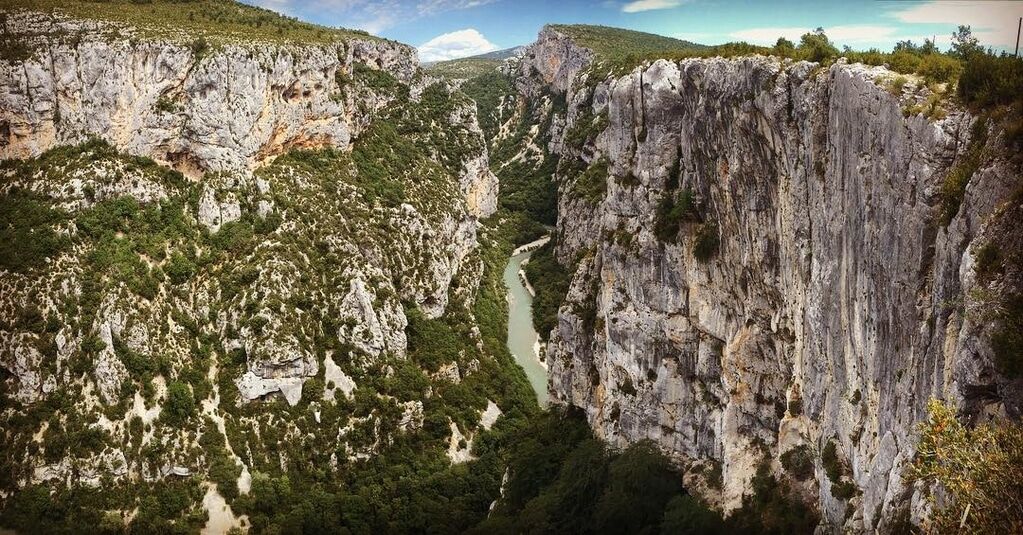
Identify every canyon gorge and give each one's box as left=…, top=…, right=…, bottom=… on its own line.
left=1, top=2, right=1021, bottom=533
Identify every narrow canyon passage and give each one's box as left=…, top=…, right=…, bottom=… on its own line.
left=503, top=247, right=548, bottom=405
left=2, top=2, right=1021, bottom=532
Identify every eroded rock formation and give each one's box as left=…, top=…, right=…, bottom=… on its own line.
left=521, top=27, right=1021, bottom=531
left=0, top=6, right=502, bottom=501
left=0, top=11, right=416, bottom=172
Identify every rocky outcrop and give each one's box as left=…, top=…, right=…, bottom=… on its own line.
left=523, top=28, right=1022, bottom=532
left=0, top=8, right=500, bottom=411
left=460, top=150, right=499, bottom=218
left=0, top=10, right=416, bottom=173
left=0, top=6, right=504, bottom=503
left=515, top=26, right=593, bottom=98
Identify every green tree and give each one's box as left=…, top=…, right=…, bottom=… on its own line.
left=957, top=51, right=1023, bottom=108
left=164, top=251, right=195, bottom=285
left=798, top=28, right=838, bottom=62
left=163, top=381, right=195, bottom=426
left=593, top=441, right=684, bottom=533
left=773, top=37, right=795, bottom=56
left=920, top=37, right=938, bottom=55
left=893, top=39, right=919, bottom=53
left=660, top=495, right=727, bottom=535
left=951, top=25, right=982, bottom=59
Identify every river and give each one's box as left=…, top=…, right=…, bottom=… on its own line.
left=503, top=241, right=550, bottom=405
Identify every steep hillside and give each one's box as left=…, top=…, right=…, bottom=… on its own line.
left=427, top=47, right=524, bottom=80
left=0, top=3, right=544, bottom=533
left=3, top=6, right=1021, bottom=533
left=546, top=24, right=705, bottom=60
left=0, top=0, right=382, bottom=44
left=487, top=25, right=1023, bottom=533
left=0, top=4, right=420, bottom=171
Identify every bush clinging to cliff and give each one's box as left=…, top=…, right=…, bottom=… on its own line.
left=692, top=223, right=719, bottom=262
left=939, top=117, right=988, bottom=225
left=780, top=445, right=814, bottom=481
left=654, top=188, right=695, bottom=243
left=992, top=294, right=1023, bottom=378
left=906, top=400, right=1023, bottom=533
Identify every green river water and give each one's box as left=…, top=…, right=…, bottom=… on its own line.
left=503, top=249, right=549, bottom=405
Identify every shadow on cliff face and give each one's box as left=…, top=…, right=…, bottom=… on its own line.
left=472, top=407, right=819, bottom=535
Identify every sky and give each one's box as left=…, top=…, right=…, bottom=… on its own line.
left=242, top=0, right=1023, bottom=62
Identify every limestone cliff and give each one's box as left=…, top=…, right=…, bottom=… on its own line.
left=522, top=27, right=1022, bottom=532
left=0, top=10, right=414, bottom=171
left=0, top=5, right=504, bottom=525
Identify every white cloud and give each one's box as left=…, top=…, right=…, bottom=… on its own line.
left=889, top=1, right=1023, bottom=48
left=418, top=29, right=499, bottom=62
left=730, top=24, right=902, bottom=46
left=418, top=0, right=498, bottom=16
left=724, top=3, right=1020, bottom=51
left=823, top=25, right=900, bottom=43
left=622, top=0, right=684, bottom=14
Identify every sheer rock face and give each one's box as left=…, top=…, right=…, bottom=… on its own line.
left=0, top=11, right=417, bottom=174
left=515, top=26, right=593, bottom=98
left=525, top=29, right=1021, bottom=531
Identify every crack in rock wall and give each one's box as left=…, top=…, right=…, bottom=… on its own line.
left=520, top=27, right=1022, bottom=532
left=0, top=11, right=417, bottom=173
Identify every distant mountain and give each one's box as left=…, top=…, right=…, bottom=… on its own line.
left=471, top=46, right=526, bottom=61
left=426, top=47, right=526, bottom=78
left=427, top=25, right=710, bottom=80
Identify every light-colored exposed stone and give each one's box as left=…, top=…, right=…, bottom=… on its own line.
left=524, top=27, right=1022, bottom=532
left=0, top=4, right=502, bottom=512
left=399, top=400, right=424, bottom=431
left=323, top=355, right=357, bottom=400
left=197, top=187, right=242, bottom=232
left=446, top=421, right=474, bottom=464
left=480, top=400, right=502, bottom=430
left=0, top=11, right=417, bottom=174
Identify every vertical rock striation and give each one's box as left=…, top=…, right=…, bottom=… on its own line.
left=0, top=10, right=417, bottom=172
left=522, top=27, right=1022, bottom=531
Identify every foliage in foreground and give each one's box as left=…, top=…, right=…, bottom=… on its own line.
left=474, top=409, right=817, bottom=535
left=958, top=51, right=1023, bottom=109
left=906, top=400, right=1023, bottom=534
